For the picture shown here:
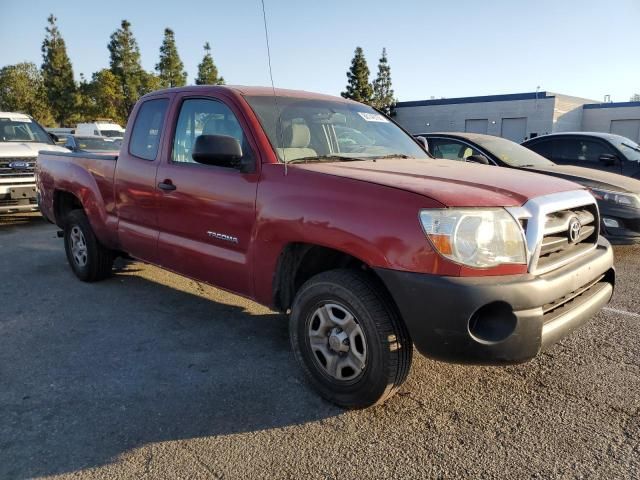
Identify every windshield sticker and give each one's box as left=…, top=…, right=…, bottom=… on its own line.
left=357, top=112, right=389, bottom=123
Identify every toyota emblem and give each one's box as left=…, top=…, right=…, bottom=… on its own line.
left=568, top=217, right=582, bottom=244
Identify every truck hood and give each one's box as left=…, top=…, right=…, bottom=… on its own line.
left=523, top=164, right=640, bottom=194
left=0, top=142, right=68, bottom=157
left=292, top=158, right=583, bottom=207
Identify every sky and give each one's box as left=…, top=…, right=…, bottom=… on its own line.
left=0, top=0, right=638, bottom=103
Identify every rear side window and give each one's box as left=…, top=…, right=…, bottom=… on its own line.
left=129, top=98, right=169, bottom=160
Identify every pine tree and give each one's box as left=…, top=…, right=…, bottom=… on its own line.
left=156, top=28, right=187, bottom=88
left=0, top=63, right=55, bottom=126
left=108, top=20, right=145, bottom=119
left=195, top=42, right=224, bottom=85
left=372, top=48, right=395, bottom=115
left=41, top=14, right=76, bottom=126
left=341, top=47, right=373, bottom=104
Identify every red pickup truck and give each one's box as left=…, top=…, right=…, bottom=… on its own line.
left=37, top=86, right=615, bottom=408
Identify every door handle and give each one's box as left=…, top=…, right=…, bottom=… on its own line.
left=158, top=180, right=176, bottom=192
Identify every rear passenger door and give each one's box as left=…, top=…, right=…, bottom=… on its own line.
left=155, top=94, right=260, bottom=297
left=115, top=96, right=170, bottom=263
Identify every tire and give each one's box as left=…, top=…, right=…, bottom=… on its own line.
left=289, top=269, right=412, bottom=409
left=64, top=209, right=114, bottom=282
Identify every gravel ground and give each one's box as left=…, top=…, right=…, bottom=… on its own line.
left=1, top=213, right=638, bottom=479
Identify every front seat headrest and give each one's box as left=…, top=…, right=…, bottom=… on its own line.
left=283, top=123, right=311, bottom=148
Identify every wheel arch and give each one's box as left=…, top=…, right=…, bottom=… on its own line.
left=272, top=242, right=398, bottom=314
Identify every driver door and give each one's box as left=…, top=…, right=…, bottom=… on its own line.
left=155, top=95, right=260, bottom=297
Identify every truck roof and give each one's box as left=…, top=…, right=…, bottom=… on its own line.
left=141, top=85, right=357, bottom=103
left=0, top=112, right=32, bottom=120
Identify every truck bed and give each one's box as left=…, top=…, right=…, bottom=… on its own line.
left=37, top=150, right=119, bottom=238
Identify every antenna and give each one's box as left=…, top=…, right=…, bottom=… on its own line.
left=260, top=0, right=287, bottom=174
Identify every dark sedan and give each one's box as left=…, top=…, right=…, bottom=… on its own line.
left=522, top=132, right=640, bottom=179
left=418, top=132, right=640, bottom=244
left=64, top=135, right=121, bottom=154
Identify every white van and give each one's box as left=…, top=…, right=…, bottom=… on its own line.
left=75, top=121, right=125, bottom=139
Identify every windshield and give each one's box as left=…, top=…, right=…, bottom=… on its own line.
left=244, top=95, right=428, bottom=163
left=73, top=136, right=120, bottom=151
left=474, top=135, right=554, bottom=167
left=101, top=129, right=123, bottom=138
left=0, top=117, right=53, bottom=144
left=611, top=137, right=640, bottom=162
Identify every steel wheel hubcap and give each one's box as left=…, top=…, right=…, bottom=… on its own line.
left=307, top=303, right=367, bottom=381
left=70, top=226, right=88, bottom=267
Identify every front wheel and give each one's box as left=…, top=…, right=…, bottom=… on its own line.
left=64, top=209, right=114, bottom=282
left=289, top=269, right=412, bottom=409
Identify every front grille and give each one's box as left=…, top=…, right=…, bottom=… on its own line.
left=508, top=190, right=600, bottom=275
left=0, top=197, right=37, bottom=207
left=536, top=204, right=599, bottom=272
left=0, top=157, right=36, bottom=178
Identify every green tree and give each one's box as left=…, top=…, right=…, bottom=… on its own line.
left=41, top=14, right=76, bottom=126
left=195, top=42, right=224, bottom=85
left=73, top=69, right=129, bottom=125
left=156, top=28, right=187, bottom=88
left=108, top=19, right=145, bottom=119
left=341, top=47, right=373, bottom=104
left=0, top=63, right=55, bottom=126
left=631, top=93, right=640, bottom=102
left=372, top=48, right=395, bottom=115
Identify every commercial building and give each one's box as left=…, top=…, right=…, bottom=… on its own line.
left=393, top=92, right=640, bottom=143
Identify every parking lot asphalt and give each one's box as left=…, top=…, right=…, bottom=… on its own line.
left=1, top=213, right=638, bottom=479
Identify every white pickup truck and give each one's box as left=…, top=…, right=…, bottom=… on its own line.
left=0, top=112, right=68, bottom=214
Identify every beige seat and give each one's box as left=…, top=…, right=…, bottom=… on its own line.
left=277, top=123, right=317, bottom=161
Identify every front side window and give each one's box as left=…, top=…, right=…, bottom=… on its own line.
left=552, top=138, right=612, bottom=162
left=244, top=95, right=428, bottom=163
left=430, top=139, right=480, bottom=161
left=129, top=98, right=169, bottom=161
left=172, top=98, right=253, bottom=166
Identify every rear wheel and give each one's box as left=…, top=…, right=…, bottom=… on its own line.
left=64, top=209, right=114, bottom=282
left=289, top=269, right=412, bottom=409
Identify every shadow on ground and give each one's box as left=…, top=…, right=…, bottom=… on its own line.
left=0, top=227, right=340, bottom=478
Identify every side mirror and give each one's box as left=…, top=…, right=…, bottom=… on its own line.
left=48, top=132, right=59, bottom=143
left=466, top=154, right=490, bottom=165
left=598, top=153, right=618, bottom=166
left=415, top=136, right=429, bottom=152
left=192, top=134, right=245, bottom=170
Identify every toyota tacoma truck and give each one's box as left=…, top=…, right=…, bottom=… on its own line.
left=37, top=86, right=615, bottom=408
left=1, top=112, right=68, bottom=213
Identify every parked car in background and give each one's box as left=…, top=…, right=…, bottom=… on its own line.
left=0, top=112, right=68, bottom=213
left=37, top=85, right=615, bottom=408
left=420, top=132, right=640, bottom=244
left=75, top=121, right=125, bottom=139
left=64, top=135, right=121, bottom=154
left=46, top=127, right=74, bottom=146
left=522, top=132, right=640, bottom=179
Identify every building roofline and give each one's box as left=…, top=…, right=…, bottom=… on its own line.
left=395, top=91, right=554, bottom=108
left=583, top=101, right=640, bottom=109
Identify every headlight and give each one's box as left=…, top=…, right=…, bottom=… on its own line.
left=419, top=208, right=527, bottom=268
left=590, top=188, right=640, bottom=208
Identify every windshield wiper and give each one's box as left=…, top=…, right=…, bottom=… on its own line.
left=369, top=154, right=410, bottom=160
left=286, top=155, right=367, bottom=164
left=622, top=142, right=640, bottom=153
